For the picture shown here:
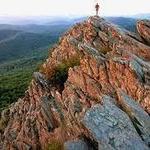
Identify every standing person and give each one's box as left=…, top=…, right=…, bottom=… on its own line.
left=95, top=3, right=100, bottom=16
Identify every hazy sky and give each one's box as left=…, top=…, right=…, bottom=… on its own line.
left=0, top=0, right=150, bottom=17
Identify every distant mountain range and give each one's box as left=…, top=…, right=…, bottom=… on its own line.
left=106, top=17, right=137, bottom=32
left=0, top=16, right=87, bottom=25
left=0, top=13, right=149, bottom=25
left=131, top=13, right=150, bottom=19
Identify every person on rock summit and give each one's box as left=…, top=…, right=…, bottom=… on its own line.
left=95, top=3, right=100, bottom=16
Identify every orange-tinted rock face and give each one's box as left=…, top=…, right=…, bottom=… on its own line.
left=137, top=20, right=150, bottom=46
left=0, top=16, right=150, bottom=150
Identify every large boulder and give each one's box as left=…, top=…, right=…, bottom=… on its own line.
left=64, top=140, right=89, bottom=150
left=83, top=96, right=149, bottom=150
left=117, top=90, right=150, bottom=146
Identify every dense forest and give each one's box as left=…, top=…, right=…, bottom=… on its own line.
left=0, top=50, right=48, bottom=111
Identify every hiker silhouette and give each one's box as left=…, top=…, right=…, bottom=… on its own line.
left=95, top=3, right=100, bottom=16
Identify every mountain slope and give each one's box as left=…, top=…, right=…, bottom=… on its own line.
left=0, top=24, right=71, bottom=111
left=106, top=17, right=137, bottom=32
left=0, top=29, right=21, bottom=41
left=0, top=23, right=70, bottom=63
left=0, top=16, right=150, bottom=150
left=0, top=32, right=55, bottom=62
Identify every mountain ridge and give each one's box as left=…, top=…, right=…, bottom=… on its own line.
left=0, top=16, right=150, bottom=150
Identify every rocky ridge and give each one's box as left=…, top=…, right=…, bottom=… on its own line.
left=0, top=16, right=150, bottom=150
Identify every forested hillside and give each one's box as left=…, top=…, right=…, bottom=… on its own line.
left=0, top=24, right=70, bottom=111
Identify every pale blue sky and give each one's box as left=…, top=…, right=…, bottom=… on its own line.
left=0, top=0, right=150, bottom=16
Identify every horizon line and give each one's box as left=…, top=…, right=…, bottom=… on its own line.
left=0, top=12, right=149, bottom=18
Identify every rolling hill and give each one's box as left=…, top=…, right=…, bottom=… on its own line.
left=0, top=24, right=71, bottom=63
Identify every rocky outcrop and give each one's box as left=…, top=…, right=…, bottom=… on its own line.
left=0, top=16, right=150, bottom=150
left=117, top=90, right=150, bottom=146
left=83, top=95, right=149, bottom=150
left=137, top=20, right=150, bottom=45
left=64, top=140, right=89, bottom=150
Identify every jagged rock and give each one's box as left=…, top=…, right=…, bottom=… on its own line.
left=64, top=140, right=89, bottom=150
left=129, top=59, right=144, bottom=82
left=0, top=109, right=10, bottom=132
left=1, top=16, right=150, bottom=149
left=128, top=53, right=150, bottom=86
left=41, top=96, right=56, bottom=131
left=117, top=90, right=150, bottom=146
left=33, top=72, right=49, bottom=90
left=137, top=20, right=150, bottom=45
left=83, top=95, right=149, bottom=150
